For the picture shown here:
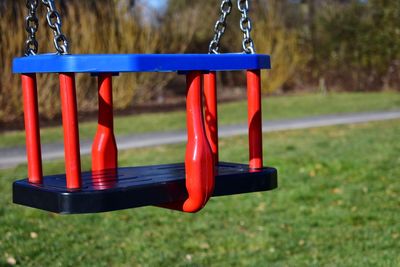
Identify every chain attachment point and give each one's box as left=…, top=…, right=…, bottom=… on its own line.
left=24, top=0, right=39, bottom=56
left=42, top=0, right=70, bottom=55
left=208, top=0, right=256, bottom=54
left=24, top=0, right=70, bottom=55
left=208, top=0, right=233, bottom=54
left=237, top=0, right=255, bottom=54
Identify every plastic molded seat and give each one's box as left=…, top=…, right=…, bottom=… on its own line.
left=12, top=53, right=277, bottom=213
left=13, top=162, right=277, bottom=214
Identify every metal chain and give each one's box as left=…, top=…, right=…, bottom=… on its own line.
left=208, top=0, right=233, bottom=54
left=41, top=0, right=70, bottom=54
left=24, top=0, right=39, bottom=56
left=237, top=0, right=255, bottom=54
left=208, top=0, right=256, bottom=54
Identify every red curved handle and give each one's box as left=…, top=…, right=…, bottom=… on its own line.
left=183, top=71, right=214, bottom=212
left=162, top=71, right=214, bottom=212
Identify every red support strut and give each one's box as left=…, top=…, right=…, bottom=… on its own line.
left=203, top=72, right=219, bottom=165
left=247, top=70, right=263, bottom=169
left=59, top=73, right=82, bottom=189
left=92, top=74, right=118, bottom=173
left=21, top=74, right=43, bottom=184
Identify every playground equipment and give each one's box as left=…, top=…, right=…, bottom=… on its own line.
left=12, top=0, right=278, bottom=214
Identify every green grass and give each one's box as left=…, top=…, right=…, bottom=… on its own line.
left=1, top=91, right=399, bottom=148
left=1, top=119, right=399, bottom=266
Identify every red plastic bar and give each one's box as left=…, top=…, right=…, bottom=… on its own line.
left=21, top=74, right=43, bottom=184
left=162, top=71, right=214, bottom=212
left=92, top=74, right=117, bottom=173
left=183, top=71, right=214, bottom=212
left=59, top=73, right=82, bottom=189
left=203, top=72, right=219, bottom=165
left=247, top=70, right=263, bottom=169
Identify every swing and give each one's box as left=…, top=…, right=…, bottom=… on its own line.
left=12, top=0, right=278, bottom=214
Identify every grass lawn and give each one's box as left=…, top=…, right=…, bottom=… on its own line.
left=1, top=119, right=399, bottom=266
left=1, top=91, right=399, bottom=148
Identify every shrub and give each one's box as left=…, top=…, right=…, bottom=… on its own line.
left=0, top=0, right=198, bottom=124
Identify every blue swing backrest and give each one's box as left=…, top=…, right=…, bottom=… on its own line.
left=13, top=53, right=270, bottom=74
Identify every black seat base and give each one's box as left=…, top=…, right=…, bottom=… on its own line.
left=13, top=162, right=278, bottom=214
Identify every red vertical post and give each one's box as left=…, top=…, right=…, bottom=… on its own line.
left=203, top=71, right=219, bottom=165
left=92, top=74, right=118, bottom=173
left=59, top=73, right=81, bottom=189
left=247, top=70, right=263, bottom=169
left=21, top=74, right=43, bottom=184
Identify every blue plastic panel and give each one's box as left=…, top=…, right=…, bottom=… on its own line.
left=13, top=53, right=271, bottom=74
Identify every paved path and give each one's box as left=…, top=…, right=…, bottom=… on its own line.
left=1, top=111, right=399, bottom=168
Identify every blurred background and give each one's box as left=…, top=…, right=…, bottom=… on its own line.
left=1, top=0, right=399, bottom=126
left=0, top=1, right=399, bottom=266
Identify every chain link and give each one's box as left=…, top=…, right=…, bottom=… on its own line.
left=24, top=0, right=39, bottom=56
left=41, top=0, right=70, bottom=54
left=208, top=0, right=256, bottom=54
left=208, top=0, right=233, bottom=54
left=237, top=0, right=255, bottom=54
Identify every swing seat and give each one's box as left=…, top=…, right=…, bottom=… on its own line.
left=13, top=162, right=277, bottom=214
left=12, top=53, right=277, bottom=214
